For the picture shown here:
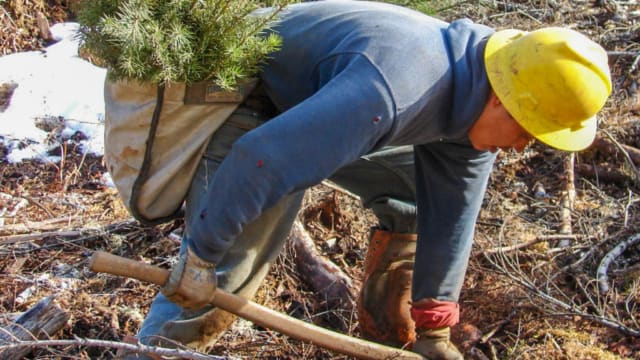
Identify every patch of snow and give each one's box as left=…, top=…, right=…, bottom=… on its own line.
left=0, top=22, right=106, bottom=165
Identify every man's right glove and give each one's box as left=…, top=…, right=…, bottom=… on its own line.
left=412, top=327, right=463, bottom=360
left=161, top=246, right=217, bottom=310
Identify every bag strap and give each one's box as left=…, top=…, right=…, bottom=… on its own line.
left=129, top=83, right=184, bottom=225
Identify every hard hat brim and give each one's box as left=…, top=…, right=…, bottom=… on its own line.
left=484, top=29, right=598, bottom=152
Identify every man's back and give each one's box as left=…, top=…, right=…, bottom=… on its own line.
left=260, top=0, right=493, bottom=145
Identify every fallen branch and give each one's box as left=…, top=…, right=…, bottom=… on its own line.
left=288, top=221, right=355, bottom=310
left=0, top=337, right=225, bottom=360
left=0, top=296, right=69, bottom=359
left=597, top=233, right=640, bottom=293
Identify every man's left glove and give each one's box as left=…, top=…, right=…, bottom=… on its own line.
left=161, top=246, right=217, bottom=310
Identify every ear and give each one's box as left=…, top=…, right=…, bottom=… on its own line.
left=489, top=91, right=502, bottom=107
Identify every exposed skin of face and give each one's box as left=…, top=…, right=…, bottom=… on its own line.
left=468, top=91, right=535, bottom=153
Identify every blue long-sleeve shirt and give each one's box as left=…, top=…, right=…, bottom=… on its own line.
left=190, top=0, right=496, bottom=300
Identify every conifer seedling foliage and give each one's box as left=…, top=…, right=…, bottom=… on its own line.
left=77, top=0, right=290, bottom=89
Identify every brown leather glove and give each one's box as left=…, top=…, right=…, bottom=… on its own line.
left=413, top=327, right=463, bottom=360
left=161, top=246, right=217, bottom=310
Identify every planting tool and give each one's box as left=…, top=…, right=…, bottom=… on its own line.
left=90, top=251, right=425, bottom=360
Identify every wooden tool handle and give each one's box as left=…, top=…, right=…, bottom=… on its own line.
left=211, top=290, right=425, bottom=360
left=89, top=251, right=425, bottom=360
left=90, top=251, right=170, bottom=286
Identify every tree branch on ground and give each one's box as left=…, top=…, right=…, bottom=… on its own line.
left=597, top=233, right=640, bottom=293
left=0, top=337, right=225, bottom=360
left=287, top=221, right=356, bottom=331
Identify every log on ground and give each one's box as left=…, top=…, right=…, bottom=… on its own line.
left=0, top=296, right=70, bottom=359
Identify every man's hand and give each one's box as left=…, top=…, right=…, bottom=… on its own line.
left=161, top=246, right=217, bottom=310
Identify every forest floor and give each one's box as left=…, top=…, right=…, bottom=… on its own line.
left=1, top=1, right=639, bottom=359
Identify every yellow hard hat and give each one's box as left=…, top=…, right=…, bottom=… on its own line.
left=484, top=27, right=612, bottom=151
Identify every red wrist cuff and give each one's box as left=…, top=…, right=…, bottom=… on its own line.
left=411, top=298, right=460, bottom=329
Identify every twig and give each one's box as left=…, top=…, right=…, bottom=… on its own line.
left=537, top=234, right=581, bottom=241
left=0, top=6, right=17, bottom=28
left=483, top=235, right=582, bottom=255
left=483, top=237, right=549, bottom=255
left=0, top=215, right=81, bottom=235
left=435, top=0, right=475, bottom=13
left=619, top=144, right=640, bottom=167
left=623, top=189, right=640, bottom=228
left=486, top=3, right=546, bottom=23
left=608, top=51, right=640, bottom=57
left=602, top=130, right=640, bottom=182
left=554, top=231, right=625, bottom=276
left=0, top=337, right=226, bottom=360
left=18, top=195, right=55, bottom=219
left=558, top=153, right=575, bottom=247
left=628, top=53, right=640, bottom=74
left=515, top=8, right=543, bottom=24
left=480, top=305, right=521, bottom=344
left=320, top=180, right=360, bottom=200
left=0, top=219, right=142, bottom=254
left=1, top=230, right=82, bottom=245
left=484, top=251, right=640, bottom=337
left=612, top=262, right=640, bottom=277
left=597, top=233, right=640, bottom=293
left=575, top=163, right=630, bottom=185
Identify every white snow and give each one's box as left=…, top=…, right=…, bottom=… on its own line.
left=0, top=22, right=107, bottom=164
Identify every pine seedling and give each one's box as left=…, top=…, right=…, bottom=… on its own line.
left=77, top=0, right=292, bottom=89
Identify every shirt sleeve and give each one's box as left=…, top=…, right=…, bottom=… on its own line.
left=412, top=140, right=496, bottom=302
left=189, top=54, right=396, bottom=261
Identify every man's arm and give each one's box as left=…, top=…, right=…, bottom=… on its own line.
left=188, top=55, right=396, bottom=263
left=412, top=140, right=496, bottom=302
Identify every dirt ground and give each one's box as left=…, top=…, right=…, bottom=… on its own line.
left=1, top=0, right=640, bottom=359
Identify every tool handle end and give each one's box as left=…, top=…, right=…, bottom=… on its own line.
left=90, top=251, right=170, bottom=286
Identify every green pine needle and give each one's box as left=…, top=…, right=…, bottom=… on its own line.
left=77, top=0, right=292, bottom=89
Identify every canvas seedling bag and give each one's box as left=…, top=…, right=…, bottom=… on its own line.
left=104, top=78, right=256, bottom=224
